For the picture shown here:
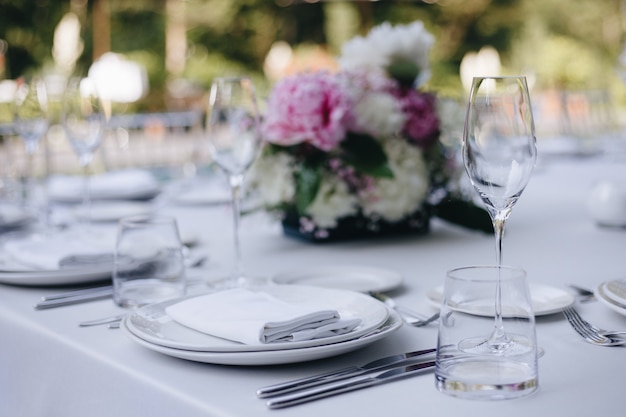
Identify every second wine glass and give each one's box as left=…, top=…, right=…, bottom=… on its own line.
left=62, top=77, right=106, bottom=229
left=462, top=76, right=537, bottom=351
left=206, top=76, right=261, bottom=288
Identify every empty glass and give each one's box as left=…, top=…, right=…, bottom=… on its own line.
left=435, top=265, right=538, bottom=400
left=113, top=216, right=186, bottom=308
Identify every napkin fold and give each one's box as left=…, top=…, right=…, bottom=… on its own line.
left=165, top=288, right=362, bottom=345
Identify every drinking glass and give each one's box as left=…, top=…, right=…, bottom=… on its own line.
left=435, top=265, right=538, bottom=400
left=113, top=215, right=186, bottom=308
left=205, top=76, right=261, bottom=288
left=13, top=78, right=49, bottom=213
left=462, top=76, right=537, bottom=350
left=61, top=77, right=106, bottom=225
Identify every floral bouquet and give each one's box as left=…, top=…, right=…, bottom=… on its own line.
left=249, top=21, right=491, bottom=241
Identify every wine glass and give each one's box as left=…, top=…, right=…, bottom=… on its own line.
left=61, top=77, right=106, bottom=228
left=461, top=76, right=537, bottom=350
left=205, top=76, right=261, bottom=288
left=13, top=78, right=49, bottom=215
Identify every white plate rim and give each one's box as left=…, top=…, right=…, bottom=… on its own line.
left=426, top=282, right=575, bottom=317
left=121, top=310, right=402, bottom=366
left=595, top=282, right=626, bottom=316
left=125, top=285, right=390, bottom=352
left=271, top=265, right=403, bottom=293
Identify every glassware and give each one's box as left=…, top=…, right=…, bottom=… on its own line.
left=435, top=265, right=538, bottom=400
left=113, top=215, right=186, bottom=308
left=205, top=76, right=261, bottom=288
left=13, top=78, right=49, bottom=215
left=462, top=76, right=537, bottom=351
left=61, top=77, right=106, bottom=227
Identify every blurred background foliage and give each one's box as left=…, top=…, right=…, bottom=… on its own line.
left=1, top=0, right=626, bottom=113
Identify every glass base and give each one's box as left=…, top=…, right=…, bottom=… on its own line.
left=435, top=357, right=538, bottom=400
left=458, top=333, right=535, bottom=356
left=114, top=280, right=185, bottom=308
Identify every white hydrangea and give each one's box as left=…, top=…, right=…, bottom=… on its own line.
left=248, top=151, right=296, bottom=207
left=359, top=138, right=429, bottom=222
left=354, top=91, right=405, bottom=138
left=338, top=21, right=435, bottom=86
left=306, top=175, right=359, bottom=228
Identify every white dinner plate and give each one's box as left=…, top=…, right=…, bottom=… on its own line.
left=0, top=229, right=116, bottom=286
left=122, top=309, right=401, bottom=365
left=595, top=281, right=626, bottom=316
left=125, top=285, right=390, bottom=352
left=271, top=265, right=403, bottom=293
left=426, top=283, right=575, bottom=317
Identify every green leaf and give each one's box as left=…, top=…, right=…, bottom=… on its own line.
left=341, top=133, right=394, bottom=179
left=295, top=164, right=321, bottom=213
left=387, top=59, right=420, bottom=88
left=433, top=198, right=493, bottom=233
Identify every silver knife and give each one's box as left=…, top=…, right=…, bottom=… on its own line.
left=266, top=360, right=436, bottom=409
left=256, top=347, right=436, bottom=398
left=40, top=285, right=113, bottom=301
left=34, top=288, right=114, bottom=309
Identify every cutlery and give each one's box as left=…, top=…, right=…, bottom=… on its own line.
left=34, top=253, right=209, bottom=309
left=265, top=360, right=436, bottom=409
left=40, top=285, right=113, bottom=302
left=369, top=292, right=439, bottom=327
left=562, top=306, right=626, bottom=346
left=257, top=347, right=436, bottom=398
left=34, top=287, right=114, bottom=309
left=568, top=284, right=595, bottom=302
left=78, top=313, right=127, bottom=327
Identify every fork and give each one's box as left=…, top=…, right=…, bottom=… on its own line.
left=562, top=306, right=626, bottom=346
left=369, top=292, right=439, bottom=327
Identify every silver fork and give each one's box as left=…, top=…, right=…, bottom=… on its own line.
left=369, top=292, right=439, bottom=327
left=562, top=306, right=626, bottom=346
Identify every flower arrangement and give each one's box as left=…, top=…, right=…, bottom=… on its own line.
left=249, top=21, right=491, bottom=241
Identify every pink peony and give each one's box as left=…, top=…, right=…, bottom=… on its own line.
left=262, top=72, right=354, bottom=152
left=399, top=90, right=440, bottom=148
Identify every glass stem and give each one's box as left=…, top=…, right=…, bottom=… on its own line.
left=492, top=216, right=506, bottom=342
left=24, top=151, right=35, bottom=207
left=81, top=164, right=92, bottom=228
left=229, top=174, right=245, bottom=282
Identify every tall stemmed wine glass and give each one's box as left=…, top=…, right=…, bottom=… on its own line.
left=14, top=78, right=49, bottom=216
left=205, top=76, right=261, bottom=288
left=61, top=77, right=106, bottom=229
left=462, top=76, right=537, bottom=351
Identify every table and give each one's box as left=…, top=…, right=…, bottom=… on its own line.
left=1, top=153, right=625, bottom=416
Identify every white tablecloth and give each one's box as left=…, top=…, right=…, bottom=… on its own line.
left=1, top=154, right=625, bottom=416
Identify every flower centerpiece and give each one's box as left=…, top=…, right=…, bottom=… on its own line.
left=249, top=21, right=491, bottom=242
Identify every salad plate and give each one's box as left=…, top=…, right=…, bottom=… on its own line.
left=271, top=265, right=403, bottom=293
left=427, top=282, right=575, bottom=317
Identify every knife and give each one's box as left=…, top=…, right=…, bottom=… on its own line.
left=256, top=347, right=436, bottom=398
left=34, top=288, right=114, bottom=309
left=40, top=285, right=114, bottom=301
left=265, top=360, right=436, bottom=409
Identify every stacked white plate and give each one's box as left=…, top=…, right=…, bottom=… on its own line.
left=121, top=285, right=402, bottom=366
left=595, top=279, right=626, bottom=316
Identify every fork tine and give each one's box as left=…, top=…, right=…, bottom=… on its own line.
left=563, top=307, right=610, bottom=344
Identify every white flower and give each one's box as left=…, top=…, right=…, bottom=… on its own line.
left=354, top=92, right=405, bottom=138
left=359, top=138, right=429, bottom=222
left=338, top=21, right=435, bottom=86
left=306, top=175, right=359, bottom=228
left=248, top=151, right=296, bottom=207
